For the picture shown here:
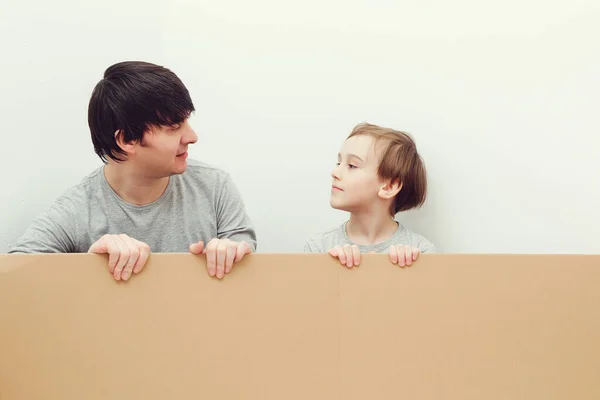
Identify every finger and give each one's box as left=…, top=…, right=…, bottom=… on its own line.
left=112, top=237, right=131, bottom=280
left=119, top=234, right=140, bottom=281
left=405, top=245, right=413, bottom=267
left=225, top=242, right=236, bottom=274
left=412, top=248, right=420, bottom=262
left=351, top=245, right=361, bottom=266
left=397, top=245, right=406, bottom=267
left=88, top=236, right=120, bottom=273
left=215, top=240, right=228, bottom=279
left=235, top=241, right=251, bottom=263
left=328, top=248, right=338, bottom=257
left=88, top=238, right=107, bottom=254
left=389, top=245, right=398, bottom=264
left=205, top=239, right=219, bottom=277
left=189, top=241, right=205, bottom=255
left=343, top=245, right=354, bottom=268
left=133, top=241, right=150, bottom=274
left=336, top=246, right=347, bottom=266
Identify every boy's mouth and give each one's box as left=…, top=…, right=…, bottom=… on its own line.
left=332, top=185, right=343, bottom=192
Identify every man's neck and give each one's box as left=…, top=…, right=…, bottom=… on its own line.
left=103, top=162, right=170, bottom=206
left=346, top=209, right=398, bottom=246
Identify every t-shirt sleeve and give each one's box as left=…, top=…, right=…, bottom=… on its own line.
left=418, top=237, right=437, bottom=253
left=303, top=239, right=319, bottom=253
left=8, top=200, right=78, bottom=253
left=215, top=174, right=258, bottom=251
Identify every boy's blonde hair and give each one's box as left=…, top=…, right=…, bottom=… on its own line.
left=348, top=122, right=427, bottom=215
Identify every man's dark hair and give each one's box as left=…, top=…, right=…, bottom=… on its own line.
left=88, top=61, right=195, bottom=162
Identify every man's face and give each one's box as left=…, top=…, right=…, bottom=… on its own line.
left=131, top=119, right=198, bottom=178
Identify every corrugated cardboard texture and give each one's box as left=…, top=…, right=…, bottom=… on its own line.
left=1, top=253, right=599, bottom=399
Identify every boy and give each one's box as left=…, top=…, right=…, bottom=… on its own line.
left=9, top=61, right=256, bottom=281
left=304, top=123, right=435, bottom=267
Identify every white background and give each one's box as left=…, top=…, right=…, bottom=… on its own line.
left=1, top=0, right=599, bottom=254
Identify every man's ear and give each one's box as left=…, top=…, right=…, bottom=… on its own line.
left=114, top=130, right=137, bottom=156
left=378, top=179, right=402, bottom=200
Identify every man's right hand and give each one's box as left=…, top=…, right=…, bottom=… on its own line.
left=88, top=234, right=151, bottom=281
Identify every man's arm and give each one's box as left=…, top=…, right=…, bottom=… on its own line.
left=188, top=173, right=256, bottom=280
left=215, top=174, right=257, bottom=251
left=9, top=200, right=77, bottom=253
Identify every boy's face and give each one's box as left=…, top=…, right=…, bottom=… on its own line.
left=130, top=119, right=198, bottom=178
left=330, top=135, right=386, bottom=213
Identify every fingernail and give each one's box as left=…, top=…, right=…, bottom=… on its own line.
left=209, top=269, right=215, bottom=276
left=122, top=272, right=130, bottom=280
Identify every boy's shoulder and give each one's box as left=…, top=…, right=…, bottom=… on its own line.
left=396, top=224, right=437, bottom=253
left=303, top=223, right=347, bottom=253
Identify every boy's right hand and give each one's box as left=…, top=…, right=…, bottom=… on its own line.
left=88, top=234, right=151, bottom=281
left=328, top=244, right=361, bottom=268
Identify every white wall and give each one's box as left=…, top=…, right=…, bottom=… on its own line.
left=2, top=0, right=599, bottom=254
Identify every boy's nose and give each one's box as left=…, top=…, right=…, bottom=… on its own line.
left=331, top=166, right=341, bottom=180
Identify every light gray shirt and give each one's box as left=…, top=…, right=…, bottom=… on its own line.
left=9, top=159, right=257, bottom=253
left=304, top=221, right=435, bottom=253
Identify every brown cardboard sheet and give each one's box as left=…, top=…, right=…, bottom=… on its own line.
left=0, top=253, right=599, bottom=399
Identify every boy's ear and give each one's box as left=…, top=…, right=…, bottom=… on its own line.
left=114, top=129, right=137, bottom=156
left=378, top=179, right=402, bottom=200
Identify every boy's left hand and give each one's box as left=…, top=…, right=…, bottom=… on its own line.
left=389, top=245, right=420, bottom=267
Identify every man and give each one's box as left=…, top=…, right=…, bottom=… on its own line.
left=9, top=61, right=257, bottom=281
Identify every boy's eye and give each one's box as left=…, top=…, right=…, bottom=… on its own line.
left=348, top=164, right=357, bottom=169
left=336, top=162, right=341, bottom=166
left=170, top=124, right=181, bottom=130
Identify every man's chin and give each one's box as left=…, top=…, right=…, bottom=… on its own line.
left=172, top=161, right=188, bottom=175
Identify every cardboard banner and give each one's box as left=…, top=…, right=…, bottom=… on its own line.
left=1, top=253, right=599, bottom=399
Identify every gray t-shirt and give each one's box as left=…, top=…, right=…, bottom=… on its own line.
left=9, top=159, right=257, bottom=254
left=304, top=221, right=435, bottom=253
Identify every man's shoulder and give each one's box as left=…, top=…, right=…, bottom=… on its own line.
left=183, top=159, right=232, bottom=182
left=175, top=159, right=242, bottom=204
left=52, top=166, right=104, bottom=210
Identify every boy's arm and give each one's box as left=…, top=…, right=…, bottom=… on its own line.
left=303, top=242, right=315, bottom=253
left=303, top=238, right=323, bottom=253
left=418, top=239, right=436, bottom=253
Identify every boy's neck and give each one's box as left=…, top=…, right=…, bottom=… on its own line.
left=103, top=162, right=170, bottom=206
left=346, top=210, right=398, bottom=246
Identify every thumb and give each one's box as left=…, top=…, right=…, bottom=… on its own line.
left=235, top=241, right=252, bottom=262
left=189, top=241, right=205, bottom=255
left=88, top=238, right=108, bottom=254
